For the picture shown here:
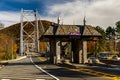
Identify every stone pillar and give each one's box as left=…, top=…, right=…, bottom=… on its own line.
left=56, top=41, right=61, bottom=63
left=72, top=40, right=87, bottom=64
left=82, top=41, right=88, bottom=64
left=72, top=40, right=82, bottom=63
left=50, top=39, right=57, bottom=64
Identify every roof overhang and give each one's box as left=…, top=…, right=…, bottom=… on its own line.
left=40, top=35, right=102, bottom=42
left=39, top=25, right=102, bottom=42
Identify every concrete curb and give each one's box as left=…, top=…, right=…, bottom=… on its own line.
left=0, top=56, right=27, bottom=63
left=0, top=56, right=27, bottom=67
left=58, top=62, right=79, bottom=69
left=15, top=56, right=27, bottom=61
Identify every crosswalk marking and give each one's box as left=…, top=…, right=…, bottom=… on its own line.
left=36, top=79, right=45, bottom=80
left=1, top=79, right=46, bottom=80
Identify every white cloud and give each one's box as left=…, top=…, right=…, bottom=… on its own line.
left=0, top=11, right=36, bottom=27
left=1, top=0, right=120, bottom=30
left=44, top=0, right=120, bottom=29
left=0, top=11, right=20, bottom=27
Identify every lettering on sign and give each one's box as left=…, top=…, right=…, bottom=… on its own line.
left=69, top=32, right=80, bottom=35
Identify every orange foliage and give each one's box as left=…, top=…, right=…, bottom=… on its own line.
left=87, top=42, right=94, bottom=52
left=39, top=42, right=47, bottom=53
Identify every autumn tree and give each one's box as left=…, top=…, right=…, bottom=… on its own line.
left=0, top=33, right=18, bottom=60
left=95, top=26, right=107, bottom=52
left=105, top=26, right=116, bottom=52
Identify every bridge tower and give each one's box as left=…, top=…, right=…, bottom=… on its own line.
left=20, top=9, right=40, bottom=56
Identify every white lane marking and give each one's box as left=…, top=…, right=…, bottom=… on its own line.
left=1, top=79, right=11, bottom=80
left=30, top=54, right=60, bottom=80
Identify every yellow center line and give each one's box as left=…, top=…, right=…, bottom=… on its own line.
left=32, top=53, right=47, bottom=62
left=66, top=68, right=120, bottom=80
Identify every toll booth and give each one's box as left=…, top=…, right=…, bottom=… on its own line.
left=40, top=25, right=101, bottom=64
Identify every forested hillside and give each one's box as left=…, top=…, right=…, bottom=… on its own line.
left=0, top=20, right=52, bottom=60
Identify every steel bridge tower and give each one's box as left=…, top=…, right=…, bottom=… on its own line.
left=20, top=9, right=40, bottom=56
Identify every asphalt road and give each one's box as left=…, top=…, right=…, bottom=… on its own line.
left=0, top=52, right=119, bottom=80
left=31, top=53, right=110, bottom=80
left=0, top=55, right=54, bottom=80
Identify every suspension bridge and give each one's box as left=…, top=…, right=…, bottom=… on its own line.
left=20, top=9, right=44, bottom=56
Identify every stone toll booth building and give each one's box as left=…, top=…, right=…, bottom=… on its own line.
left=40, top=24, right=101, bottom=64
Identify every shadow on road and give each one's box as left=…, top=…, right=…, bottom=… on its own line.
left=0, top=55, right=110, bottom=80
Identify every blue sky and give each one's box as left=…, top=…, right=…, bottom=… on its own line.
left=0, top=0, right=74, bottom=16
left=0, top=0, right=120, bottom=29
left=0, top=0, right=47, bottom=15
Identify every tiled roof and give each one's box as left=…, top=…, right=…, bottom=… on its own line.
left=43, top=25, right=101, bottom=36
left=82, top=25, right=101, bottom=36
left=44, top=26, right=53, bottom=35
left=56, top=25, right=80, bottom=35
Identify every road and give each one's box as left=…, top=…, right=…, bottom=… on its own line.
left=31, top=53, right=109, bottom=80
left=0, top=55, right=54, bottom=80
left=0, top=52, right=119, bottom=80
